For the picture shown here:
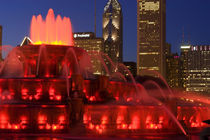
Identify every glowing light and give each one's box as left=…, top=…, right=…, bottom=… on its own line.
left=89, top=96, right=96, bottom=102
left=30, top=8, right=74, bottom=46
left=56, top=95, right=61, bottom=101
left=46, top=123, right=51, bottom=130
left=38, top=115, right=47, bottom=124
left=58, top=115, right=65, bottom=124
left=49, top=88, right=55, bottom=95
left=52, top=124, right=57, bottom=130
left=181, top=45, right=191, bottom=49
left=101, top=116, right=108, bottom=125
left=89, top=123, right=94, bottom=130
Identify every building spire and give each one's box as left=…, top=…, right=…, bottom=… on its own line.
left=104, top=0, right=121, bottom=13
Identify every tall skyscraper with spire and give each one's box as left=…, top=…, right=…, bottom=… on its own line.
left=137, top=0, right=166, bottom=77
left=103, top=0, right=123, bottom=64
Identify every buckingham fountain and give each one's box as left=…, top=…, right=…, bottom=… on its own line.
left=0, top=9, right=209, bottom=138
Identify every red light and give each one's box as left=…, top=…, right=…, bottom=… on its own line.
left=101, top=116, right=108, bottom=125
left=89, top=123, right=94, bottom=130
left=100, top=124, right=106, bottom=129
left=131, top=116, right=139, bottom=129
left=2, top=95, right=5, bottom=100
left=7, top=95, right=12, bottom=100
left=83, top=114, right=88, bottom=124
left=21, top=125, right=27, bottom=129
left=1, top=125, right=5, bottom=129
left=49, top=88, right=55, bottom=95
left=59, top=125, right=64, bottom=129
left=38, top=115, right=47, bottom=124
left=34, top=95, right=40, bottom=100
left=95, top=125, right=99, bottom=130
left=39, top=125, right=44, bottom=129
left=150, top=124, right=154, bottom=129
left=58, top=115, right=65, bottom=124
left=116, top=115, right=124, bottom=124
left=21, top=89, right=28, bottom=95
left=56, top=95, right=61, bottom=101
left=7, top=124, right=11, bottom=129
left=52, top=124, right=57, bottom=130
left=29, top=96, right=33, bottom=100
left=122, top=123, right=127, bottom=129
left=22, top=96, right=27, bottom=100
left=89, top=96, right=96, bottom=102
left=46, top=124, right=51, bottom=130
left=115, top=97, right=119, bottom=101
left=13, top=124, right=20, bottom=130
left=126, top=97, right=132, bottom=102
left=36, top=88, right=42, bottom=93
left=158, top=124, right=162, bottom=129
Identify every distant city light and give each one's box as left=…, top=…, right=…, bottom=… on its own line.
left=181, top=46, right=191, bottom=49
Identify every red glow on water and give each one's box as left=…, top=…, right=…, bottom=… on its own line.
left=30, top=8, right=74, bottom=46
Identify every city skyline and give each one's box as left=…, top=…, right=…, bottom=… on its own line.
left=0, top=0, right=210, bottom=62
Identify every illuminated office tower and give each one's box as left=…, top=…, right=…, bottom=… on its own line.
left=103, top=0, right=123, bottom=64
left=181, top=45, right=210, bottom=94
left=137, top=0, right=166, bottom=77
left=74, top=32, right=104, bottom=75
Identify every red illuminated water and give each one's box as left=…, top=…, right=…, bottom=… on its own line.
left=30, top=9, right=74, bottom=46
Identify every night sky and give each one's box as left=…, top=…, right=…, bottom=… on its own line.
left=0, top=0, right=210, bottom=62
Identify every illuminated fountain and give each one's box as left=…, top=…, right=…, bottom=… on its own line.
left=0, top=9, right=209, bottom=138
left=30, top=8, right=74, bottom=46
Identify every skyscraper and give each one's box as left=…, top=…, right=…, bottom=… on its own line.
left=181, top=45, right=210, bottom=94
left=0, top=25, right=2, bottom=59
left=137, top=0, right=166, bottom=77
left=103, top=0, right=123, bottom=64
left=166, top=53, right=182, bottom=88
left=73, top=32, right=104, bottom=75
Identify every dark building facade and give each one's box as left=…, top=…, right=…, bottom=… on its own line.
left=166, top=53, right=182, bottom=88
left=123, top=62, right=137, bottom=79
left=181, top=45, right=210, bottom=94
left=103, top=0, right=123, bottom=64
left=74, top=32, right=104, bottom=75
left=137, top=0, right=166, bottom=77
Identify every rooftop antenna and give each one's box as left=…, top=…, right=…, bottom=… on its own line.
left=182, top=27, right=185, bottom=45
left=94, top=0, right=96, bottom=37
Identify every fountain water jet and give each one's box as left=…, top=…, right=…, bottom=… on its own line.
left=30, top=9, right=74, bottom=46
